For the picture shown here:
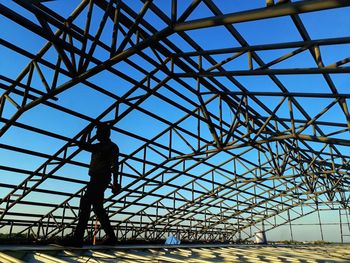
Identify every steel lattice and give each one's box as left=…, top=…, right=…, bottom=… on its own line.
left=1, top=0, right=350, bottom=243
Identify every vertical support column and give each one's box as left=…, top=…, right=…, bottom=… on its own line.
left=124, top=221, right=128, bottom=241
left=287, top=210, right=294, bottom=241
left=171, top=0, right=177, bottom=23
left=9, top=221, right=13, bottom=238
left=288, top=97, right=295, bottom=136
left=114, top=102, right=119, bottom=121
left=111, top=0, right=120, bottom=56
left=61, top=204, right=66, bottom=238
left=211, top=171, right=215, bottom=193
left=248, top=51, right=253, bottom=70
left=317, top=209, right=324, bottom=241
left=22, top=63, right=34, bottom=107
left=45, top=216, right=50, bottom=238
left=37, top=221, right=41, bottom=240
left=339, top=208, right=343, bottom=243
left=197, top=108, right=201, bottom=150
left=244, top=96, right=250, bottom=139
left=339, top=98, right=350, bottom=131
left=169, top=129, right=172, bottom=159
left=219, top=95, right=223, bottom=140
left=197, top=59, right=202, bottom=150
left=313, top=45, right=324, bottom=67
left=0, top=96, right=5, bottom=119
left=345, top=209, right=350, bottom=241
left=142, top=147, right=147, bottom=176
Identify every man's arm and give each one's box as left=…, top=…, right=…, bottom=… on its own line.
left=75, top=124, right=95, bottom=152
left=111, top=145, right=121, bottom=194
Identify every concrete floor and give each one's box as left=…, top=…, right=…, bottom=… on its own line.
left=0, top=244, right=349, bottom=262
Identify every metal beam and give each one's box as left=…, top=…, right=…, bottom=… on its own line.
left=173, top=36, right=350, bottom=57
left=173, top=0, right=350, bottom=31
left=174, top=67, right=350, bottom=77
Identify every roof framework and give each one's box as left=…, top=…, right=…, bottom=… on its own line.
left=1, top=0, right=350, bottom=242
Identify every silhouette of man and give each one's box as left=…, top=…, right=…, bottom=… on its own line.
left=70, top=123, right=120, bottom=246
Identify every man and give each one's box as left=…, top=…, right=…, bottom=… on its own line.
left=68, top=122, right=120, bottom=247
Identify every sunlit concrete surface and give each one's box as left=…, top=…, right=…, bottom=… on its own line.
left=0, top=244, right=349, bottom=262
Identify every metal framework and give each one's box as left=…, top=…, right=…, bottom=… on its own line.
left=1, top=0, right=350, bottom=243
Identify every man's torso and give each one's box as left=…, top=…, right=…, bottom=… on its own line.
left=88, top=140, right=118, bottom=185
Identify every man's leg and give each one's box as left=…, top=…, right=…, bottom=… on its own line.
left=74, top=189, right=92, bottom=242
left=92, top=189, right=116, bottom=240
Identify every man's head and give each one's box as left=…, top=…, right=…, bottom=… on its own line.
left=96, top=123, right=111, bottom=142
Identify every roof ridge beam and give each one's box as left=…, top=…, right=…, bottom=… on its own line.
left=173, top=0, right=350, bottom=31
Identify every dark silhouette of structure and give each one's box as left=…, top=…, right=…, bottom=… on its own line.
left=1, top=0, right=350, bottom=244
left=72, top=123, right=120, bottom=246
